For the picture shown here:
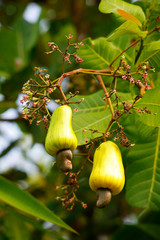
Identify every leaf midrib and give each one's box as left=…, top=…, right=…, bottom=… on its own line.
left=85, top=41, right=110, bottom=66
left=148, top=127, right=160, bottom=206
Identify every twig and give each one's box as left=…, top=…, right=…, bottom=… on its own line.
left=95, top=74, right=115, bottom=119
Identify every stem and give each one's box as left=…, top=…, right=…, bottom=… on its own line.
left=95, top=75, right=114, bottom=119
left=109, top=38, right=141, bottom=67
left=57, top=85, right=68, bottom=104
left=135, top=39, right=144, bottom=64
left=103, top=119, right=114, bottom=141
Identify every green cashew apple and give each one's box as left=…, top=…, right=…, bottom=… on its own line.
left=45, top=105, right=77, bottom=171
left=89, top=141, right=125, bottom=208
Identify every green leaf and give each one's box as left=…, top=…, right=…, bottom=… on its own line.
left=107, top=21, right=147, bottom=41
left=71, top=90, right=132, bottom=145
left=126, top=127, right=160, bottom=211
left=13, top=18, right=39, bottom=70
left=0, top=19, right=39, bottom=77
left=0, top=204, right=66, bottom=240
left=4, top=214, right=30, bottom=240
left=0, top=176, right=77, bottom=234
left=0, top=29, right=18, bottom=76
left=111, top=224, right=156, bottom=240
left=0, top=101, right=17, bottom=114
left=138, top=223, right=160, bottom=240
left=77, top=37, right=134, bottom=69
left=137, top=40, right=160, bottom=72
left=135, top=88, right=160, bottom=127
left=99, top=0, right=146, bottom=23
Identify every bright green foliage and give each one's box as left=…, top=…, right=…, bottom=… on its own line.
left=99, top=0, right=146, bottom=23
left=1, top=0, right=160, bottom=239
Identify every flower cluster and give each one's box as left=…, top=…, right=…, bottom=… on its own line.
left=56, top=172, right=87, bottom=211
left=21, top=67, right=55, bottom=128
left=47, top=34, right=84, bottom=66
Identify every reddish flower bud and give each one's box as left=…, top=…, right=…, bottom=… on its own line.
left=68, top=34, right=73, bottom=39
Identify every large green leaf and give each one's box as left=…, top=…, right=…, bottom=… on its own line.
left=77, top=36, right=134, bottom=70
left=4, top=214, right=30, bottom=240
left=126, top=127, right=160, bottom=211
left=71, top=90, right=132, bottom=145
left=135, top=88, right=160, bottom=127
left=136, top=40, right=160, bottom=72
left=107, top=21, right=147, bottom=41
left=99, top=0, right=146, bottom=24
left=0, top=29, right=18, bottom=76
left=0, top=176, right=77, bottom=234
left=0, top=19, right=39, bottom=77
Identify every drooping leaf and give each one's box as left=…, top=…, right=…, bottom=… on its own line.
left=135, top=88, right=160, bottom=127
left=4, top=214, right=30, bottom=240
left=126, top=127, right=160, bottom=211
left=117, top=9, right=142, bottom=27
left=107, top=21, right=147, bottom=41
left=137, top=40, right=160, bottom=72
left=0, top=176, right=77, bottom=234
left=99, top=0, right=146, bottom=23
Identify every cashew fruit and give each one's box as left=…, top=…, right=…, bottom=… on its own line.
left=56, top=149, right=73, bottom=172
left=45, top=105, right=77, bottom=171
left=89, top=141, right=125, bottom=207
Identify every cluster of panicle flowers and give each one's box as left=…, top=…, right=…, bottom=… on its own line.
left=120, top=57, right=155, bottom=92
left=21, top=68, right=56, bottom=128
left=56, top=172, right=87, bottom=211
left=47, top=34, right=84, bottom=65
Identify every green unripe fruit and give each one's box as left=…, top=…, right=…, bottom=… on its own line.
left=45, top=105, right=77, bottom=156
left=89, top=141, right=125, bottom=207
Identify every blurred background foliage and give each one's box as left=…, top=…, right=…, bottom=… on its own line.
left=0, top=0, right=159, bottom=240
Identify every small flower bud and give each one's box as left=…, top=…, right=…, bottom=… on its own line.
left=45, top=74, right=50, bottom=79
left=68, top=34, right=73, bottom=39
left=122, top=75, right=127, bottom=80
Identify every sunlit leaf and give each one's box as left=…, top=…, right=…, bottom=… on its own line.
left=0, top=176, right=77, bottom=234
left=77, top=36, right=135, bottom=69
left=117, top=9, right=142, bottom=27
left=137, top=40, right=160, bottom=72
left=99, top=0, right=146, bottom=23
left=107, top=21, right=147, bottom=41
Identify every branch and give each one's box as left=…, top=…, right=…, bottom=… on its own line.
left=109, top=38, right=141, bottom=68
left=95, top=74, right=115, bottom=119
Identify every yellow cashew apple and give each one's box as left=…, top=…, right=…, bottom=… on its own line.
left=89, top=141, right=125, bottom=208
